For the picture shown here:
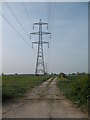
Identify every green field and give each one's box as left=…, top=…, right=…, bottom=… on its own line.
left=2, top=75, right=51, bottom=101
left=57, top=74, right=88, bottom=112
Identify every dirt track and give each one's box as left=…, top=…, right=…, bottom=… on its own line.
left=2, top=77, right=88, bottom=118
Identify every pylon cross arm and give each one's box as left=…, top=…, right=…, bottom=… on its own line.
left=41, top=32, right=51, bottom=35
left=30, top=32, right=39, bottom=39
left=42, top=23, right=48, bottom=24
left=42, top=41, right=49, bottom=48
left=30, top=32, right=39, bottom=35
left=41, top=23, right=48, bottom=29
left=32, top=41, right=39, bottom=48
left=33, top=23, right=39, bottom=25
left=42, top=41, right=48, bottom=44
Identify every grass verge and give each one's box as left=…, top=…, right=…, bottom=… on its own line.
left=57, top=74, right=88, bottom=112
left=2, top=75, right=51, bottom=102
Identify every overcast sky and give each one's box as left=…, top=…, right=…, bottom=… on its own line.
left=2, top=2, right=88, bottom=74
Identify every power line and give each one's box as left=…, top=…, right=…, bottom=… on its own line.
left=1, top=12, right=32, bottom=49
left=51, top=2, right=55, bottom=35
left=21, top=2, right=37, bottom=54
left=47, top=2, right=55, bottom=73
left=5, top=2, right=29, bottom=37
left=47, top=2, right=52, bottom=74
left=21, top=2, right=33, bottom=27
left=50, top=2, right=54, bottom=36
left=48, top=2, right=55, bottom=35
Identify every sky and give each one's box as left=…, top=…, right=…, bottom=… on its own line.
left=1, top=2, right=88, bottom=74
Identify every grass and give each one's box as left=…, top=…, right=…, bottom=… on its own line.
left=2, top=75, right=51, bottom=102
left=57, top=74, right=88, bottom=112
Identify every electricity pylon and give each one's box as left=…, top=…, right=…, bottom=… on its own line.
left=30, top=19, right=51, bottom=75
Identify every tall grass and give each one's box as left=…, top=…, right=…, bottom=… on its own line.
left=2, top=75, right=50, bottom=101
left=57, top=74, right=88, bottom=111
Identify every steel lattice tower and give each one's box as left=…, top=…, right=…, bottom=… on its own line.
left=30, top=19, right=51, bottom=75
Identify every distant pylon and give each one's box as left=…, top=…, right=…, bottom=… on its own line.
left=30, top=19, right=51, bottom=75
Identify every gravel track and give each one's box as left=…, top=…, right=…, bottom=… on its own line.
left=2, top=77, right=88, bottom=118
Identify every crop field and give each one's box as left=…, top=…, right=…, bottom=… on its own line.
left=2, top=75, right=51, bottom=102
left=57, top=74, right=88, bottom=111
